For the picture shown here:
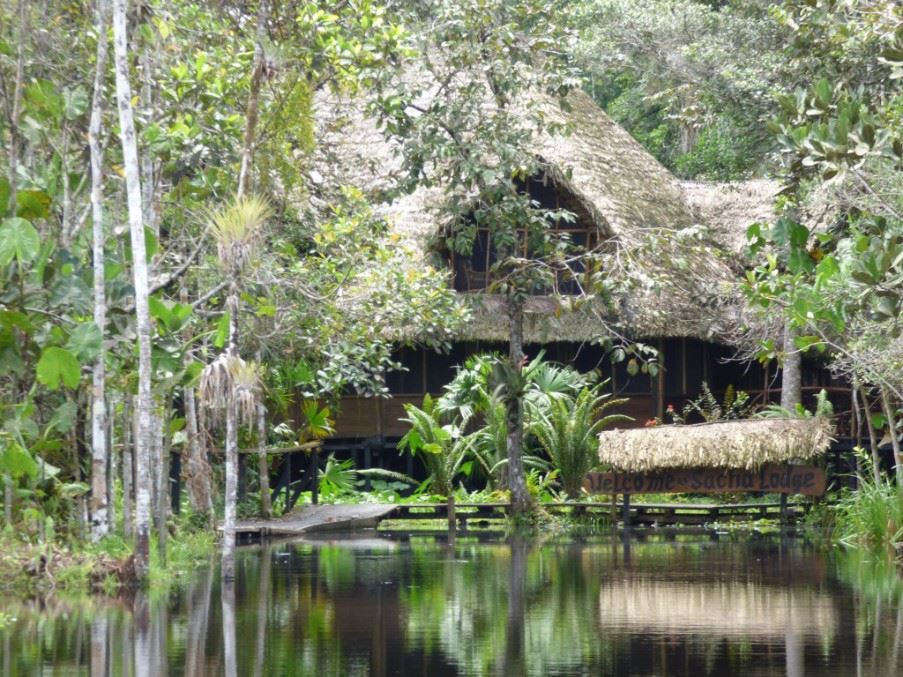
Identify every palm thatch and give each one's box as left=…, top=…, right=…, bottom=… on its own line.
left=598, top=418, right=834, bottom=472
left=310, top=85, right=763, bottom=343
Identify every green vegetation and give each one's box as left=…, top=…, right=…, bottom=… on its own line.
left=0, top=0, right=901, bottom=593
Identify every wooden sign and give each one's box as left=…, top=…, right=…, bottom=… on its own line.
left=584, top=463, right=825, bottom=496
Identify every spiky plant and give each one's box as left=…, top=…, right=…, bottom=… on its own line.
left=199, top=354, right=261, bottom=424
left=398, top=394, right=472, bottom=498
left=208, top=194, right=272, bottom=276
left=528, top=385, right=630, bottom=499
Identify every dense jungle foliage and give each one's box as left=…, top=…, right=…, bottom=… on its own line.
left=0, top=0, right=901, bottom=582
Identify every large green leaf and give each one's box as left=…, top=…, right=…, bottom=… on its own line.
left=16, top=190, right=51, bottom=220
left=0, top=217, right=40, bottom=267
left=65, top=322, right=103, bottom=361
left=36, top=346, right=81, bottom=390
left=0, top=443, right=39, bottom=480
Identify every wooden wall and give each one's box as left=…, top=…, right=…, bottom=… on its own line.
left=332, top=338, right=847, bottom=440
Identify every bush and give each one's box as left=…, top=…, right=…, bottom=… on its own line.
left=833, top=472, right=903, bottom=552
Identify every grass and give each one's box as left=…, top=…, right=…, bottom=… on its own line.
left=832, top=474, right=903, bottom=554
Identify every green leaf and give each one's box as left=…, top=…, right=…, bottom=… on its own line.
left=48, top=400, right=78, bottom=434
left=0, top=217, right=40, bottom=266
left=15, top=190, right=51, bottom=220
left=144, top=226, right=158, bottom=262
left=36, top=346, right=81, bottom=390
left=0, top=443, right=39, bottom=480
left=65, top=322, right=103, bottom=362
left=871, top=414, right=887, bottom=430
left=25, top=79, right=64, bottom=120
left=213, top=311, right=230, bottom=349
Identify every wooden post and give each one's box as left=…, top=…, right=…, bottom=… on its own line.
left=780, top=493, right=788, bottom=526
left=364, top=446, right=372, bottom=492
left=447, top=495, right=456, bottom=534
left=622, top=493, right=631, bottom=529
left=309, top=449, right=319, bottom=505
left=170, top=451, right=181, bottom=515
left=238, top=453, right=247, bottom=503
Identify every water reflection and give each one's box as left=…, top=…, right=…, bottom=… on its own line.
left=0, top=535, right=901, bottom=676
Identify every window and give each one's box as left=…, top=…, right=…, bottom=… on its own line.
left=449, top=175, right=598, bottom=294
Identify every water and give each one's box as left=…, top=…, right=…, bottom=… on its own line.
left=1, top=533, right=901, bottom=676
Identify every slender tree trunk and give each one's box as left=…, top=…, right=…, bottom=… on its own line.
left=861, top=386, right=882, bottom=484
left=6, top=0, right=26, bottom=216
left=505, top=296, right=530, bottom=516
left=255, top=348, right=271, bottom=517
left=89, top=0, right=110, bottom=542
left=780, top=324, right=802, bottom=410
left=185, top=380, right=213, bottom=517
left=139, top=44, right=156, bottom=239
left=880, top=388, right=903, bottom=485
left=237, top=0, right=268, bottom=198
left=112, top=0, right=153, bottom=579
left=156, top=403, right=170, bottom=565
left=222, top=378, right=238, bottom=581
left=123, top=396, right=134, bottom=538
left=181, top=289, right=213, bottom=520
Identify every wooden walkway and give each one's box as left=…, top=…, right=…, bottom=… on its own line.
left=233, top=500, right=806, bottom=542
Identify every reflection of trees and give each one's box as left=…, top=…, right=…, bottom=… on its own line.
left=400, top=541, right=615, bottom=676
left=1, top=540, right=902, bottom=676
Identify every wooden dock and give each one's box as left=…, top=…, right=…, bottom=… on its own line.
left=232, top=500, right=807, bottom=542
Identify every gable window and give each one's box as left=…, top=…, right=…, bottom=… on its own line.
left=448, top=176, right=598, bottom=294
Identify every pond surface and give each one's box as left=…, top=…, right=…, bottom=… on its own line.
left=2, top=532, right=902, bottom=676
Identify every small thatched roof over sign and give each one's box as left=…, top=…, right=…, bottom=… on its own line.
left=598, top=418, right=834, bottom=472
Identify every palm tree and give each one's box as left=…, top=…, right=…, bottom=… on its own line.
left=201, top=194, right=270, bottom=580
left=399, top=394, right=473, bottom=530
left=528, top=385, right=630, bottom=499
left=200, top=355, right=260, bottom=578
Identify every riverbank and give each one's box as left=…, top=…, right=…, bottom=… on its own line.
left=0, top=529, right=216, bottom=596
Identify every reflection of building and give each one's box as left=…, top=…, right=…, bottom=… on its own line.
left=598, top=580, right=837, bottom=638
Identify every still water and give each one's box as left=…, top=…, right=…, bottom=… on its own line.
left=1, top=533, right=902, bottom=676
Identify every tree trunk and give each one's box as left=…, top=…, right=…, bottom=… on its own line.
left=185, top=383, right=213, bottom=518
left=780, top=324, right=802, bottom=411
left=156, top=403, right=170, bottom=565
left=861, top=386, right=882, bottom=485
left=222, top=370, right=239, bottom=581
left=182, top=288, right=214, bottom=520
left=112, top=0, right=153, bottom=579
left=880, top=388, right=903, bottom=485
left=123, top=396, right=134, bottom=538
left=89, top=0, right=110, bottom=542
left=255, top=348, right=271, bottom=517
left=6, top=0, right=26, bottom=216
left=236, top=0, right=268, bottom=198
left=505, top=296, right=530, bottom=516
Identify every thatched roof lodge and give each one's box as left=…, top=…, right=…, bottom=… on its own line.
left=598, top=418, right=834, bottom=472
left=311, top=81, right=849, bottom=442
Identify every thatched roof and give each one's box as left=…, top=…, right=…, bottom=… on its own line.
left=681, top=179, right=779, bottom=256
left=311, top=86, right=761, bottom=343
left=598, top=418, right=834, bottom=471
